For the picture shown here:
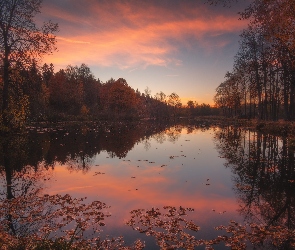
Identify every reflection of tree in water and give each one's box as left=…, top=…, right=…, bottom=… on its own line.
left=127, top=127, right=295, bottom=249
left=214, top=126, right=295, bottom=249
left=143, top=138, right=151, bottom=151
left=152, top=131, right=166, bottom=144
left=0, top=134, right=54, bottom=199
left=0, top=164, right=52, bottom=198
left=0, top=122, right=180, bottom=193
left=186, top=125, right=195, bottom=134
left=42, top=122, right=173, bottom=160
left=162, top=123, right=212, bottom=143
left=0, top=132, right=143, bottom=249
left=25, top=121, right=215, bottom=167
left=0, top=122, right=176, bottom=239
left=66, top=152, right=93, bottom=173
left=166, top=125, right=182, bottom=143
left=0, top=134, right=53, bottom=239
left=102, top=124, right=141, bottom=158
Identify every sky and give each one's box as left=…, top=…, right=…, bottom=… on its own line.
left=39, top=0, right=250, bottom=105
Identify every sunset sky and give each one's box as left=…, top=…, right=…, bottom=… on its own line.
left=39, top=0, right=250, bottom=105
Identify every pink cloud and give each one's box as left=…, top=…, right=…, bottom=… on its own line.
left=42, top=1, right=248, bottom=69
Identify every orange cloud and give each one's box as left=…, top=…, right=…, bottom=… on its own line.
left=42, top=1, right=248, bottom=70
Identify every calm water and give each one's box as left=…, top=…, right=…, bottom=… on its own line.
left=0, top=121, right=294, bottom=249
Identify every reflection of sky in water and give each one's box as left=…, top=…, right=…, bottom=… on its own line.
left=47, top=127, right=242, bottom=249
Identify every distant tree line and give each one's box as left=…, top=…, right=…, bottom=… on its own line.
left=0, top=62, right=217, bottom=129
left=214, top=0, right=295, bottom=121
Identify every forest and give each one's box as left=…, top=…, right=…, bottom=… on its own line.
left=214, top=0, right=295, bottom=121
left=0, top=62, right=217, bottom=130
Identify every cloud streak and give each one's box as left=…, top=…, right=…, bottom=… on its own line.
left=57, top=37, right=91, bottom=44
left=42, top=0, right=247, bottom=70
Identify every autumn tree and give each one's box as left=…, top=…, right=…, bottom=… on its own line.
left=186, top=100, right=195, bottom=117
left=247, top=0, right=295, bottom=119
left=38, top=63, right=53, bottom=117
left=46, top=64, right=101, bottom=118
left=77, top=64, right=101, bottom=114
left=168, top=92, right=182, bottom=118
left=100, top=78, right=139, bottom=118
left=213, top=0, right=295, bottom=121
left=0, top=0, right=58, bottom=128
left=214, top=71, right=243, bottom=117
left=21, top=61, right=48, bottom=120
left=152, top=91, right=169, bottom=119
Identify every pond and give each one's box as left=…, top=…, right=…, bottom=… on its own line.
left=0, top=121, right=294, bottom=249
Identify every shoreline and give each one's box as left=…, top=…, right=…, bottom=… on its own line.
left=25, top=116, right=295, bottom=136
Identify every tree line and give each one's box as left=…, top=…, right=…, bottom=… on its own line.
left=214, top=0, right=295, bottom=121
left=0, top=62, right=216, bottom=128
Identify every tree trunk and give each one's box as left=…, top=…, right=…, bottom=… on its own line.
left=290, top=74, right=295, bottom=120
left=2, top=55, right=10, bottom=127
left=283, top=72, right=290, bottom=120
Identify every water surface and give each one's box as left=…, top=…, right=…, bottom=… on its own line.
left=1, top=122, right=294, bottom=249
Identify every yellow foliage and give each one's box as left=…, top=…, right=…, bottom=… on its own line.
left=6, top=95, right=30, bottom=130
